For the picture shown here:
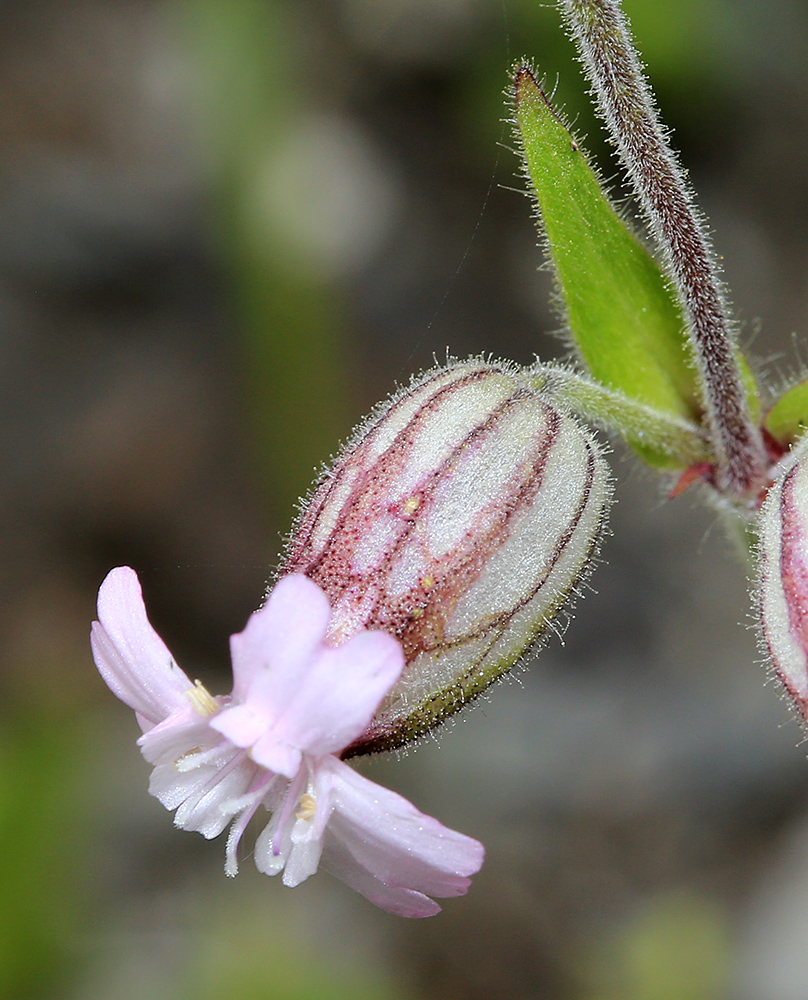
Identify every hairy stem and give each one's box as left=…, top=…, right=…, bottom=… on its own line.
left=560, top=0, right=766, bottom=497
left=530, top=364, right=712, bottom=467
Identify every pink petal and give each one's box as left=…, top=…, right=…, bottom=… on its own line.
left=137, top=712, right=222, bottom=767
left=214, top=702, right=303, bottom=777
left=316, top=757, right=484, bottom=916
left=91, top=567, right=194, bottom=728
left=228, top=575, right=331, bottom=705
left=252, top=630, right=403, bottom=764
left=322, top=837, right=442, bottom=918
left=213, top=575, right=404, bottom=770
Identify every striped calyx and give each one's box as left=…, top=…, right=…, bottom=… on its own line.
left=757, top=438, right=808, bottom=719
left=280, top=359, right=612, bottom=754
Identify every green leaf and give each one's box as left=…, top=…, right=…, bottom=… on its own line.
left=765, top=378, right=808, bottom=445
left=513, top=67, right=701, bottom=442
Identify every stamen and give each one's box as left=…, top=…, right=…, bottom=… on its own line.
left=223, top=772, right=278, bottom=877
left=174, top=739, right=235, bottom=772
left=296, top=793, right=316, bottom=821
left=186, top=679, right=219, bottom=717
left=174, top=746, right=202, bottom=769
left=270, top=769, right=307, bottom=857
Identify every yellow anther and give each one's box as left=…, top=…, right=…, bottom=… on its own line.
left=185, top=679, right=219, bottom=717
left=411, top=607, right=424, bottom=619
left=174, top=746, right=202, bottom=770
left=421, top=574, right=435, bottom=589
left=402, top=495, right=421, bottom=515
left=296, top=793, right=317, bottom=821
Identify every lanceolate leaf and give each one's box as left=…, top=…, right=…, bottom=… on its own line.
left=513, top=66, right=700, bottom=447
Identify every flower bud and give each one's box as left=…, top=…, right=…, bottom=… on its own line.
left=280, top=359, right=612, bottom=754
left=756, top=439, right=808, bottom=719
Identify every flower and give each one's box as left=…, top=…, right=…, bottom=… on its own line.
left=90, top=566, right=484, bottom=917
left=282, top=358, right=612, bottom=754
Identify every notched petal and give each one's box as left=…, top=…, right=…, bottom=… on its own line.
left=317, top=757, right=483, bottom=913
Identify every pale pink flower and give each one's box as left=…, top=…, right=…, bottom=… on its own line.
left=91, top=566, right=483, bottom=917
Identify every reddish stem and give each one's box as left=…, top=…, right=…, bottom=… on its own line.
left=561, top=0, right=767, bottom=497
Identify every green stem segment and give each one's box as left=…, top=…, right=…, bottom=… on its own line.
left=531, top=365, right=712, bottom=468
left=560, top=0, right=767, bottom=497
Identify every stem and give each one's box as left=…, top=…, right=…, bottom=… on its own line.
left=560, top=0, right=767, bottom=497
left=530, top=364, right=712, bottom=468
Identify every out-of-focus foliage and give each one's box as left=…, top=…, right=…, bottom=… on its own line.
left=0, top=708, right=95, bottom=998
left=580, top=893, right=731, bottom=1000
left=182, top=0, right=350, bottom=518
left=186, top=893, right=408, bottom=1000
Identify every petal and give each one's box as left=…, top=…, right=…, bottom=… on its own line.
left=228, top=574, right=331, bottom=705
left=282, top=768, right=330, bottom=887
left=317, top=757, right=484, bottom=914
left=150, top=750, right=259, bottom=839
left=248, top=630, right=404, bottom=770
left=213, top=575, right=405, bottom=770
left=322, top=837, right=441, bottom=918
left=91, top=567, right=194, bottom=728
left=208, top=703, right=302, bottom=778
left=206, top=702, right=281, bottom=754
left=282, top=837, right=324, bottom=888
left=137, top=712, right=226, bottom=767
left=252, top=769, right=323, bottom=884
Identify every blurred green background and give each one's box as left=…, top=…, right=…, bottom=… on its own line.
left=3, top=1, right=808, bottom=997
